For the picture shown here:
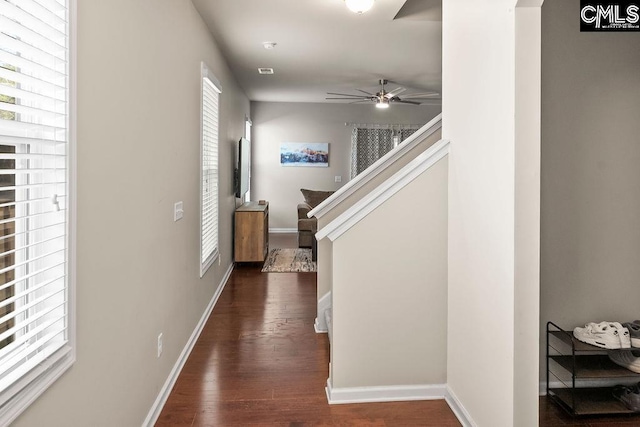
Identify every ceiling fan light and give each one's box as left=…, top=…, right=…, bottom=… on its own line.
left=345, top=0, right=374, bottom=14
left=375, top=99, right=389, bottom=109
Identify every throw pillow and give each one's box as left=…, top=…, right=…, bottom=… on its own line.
left=300, top=188, right=334, bottom=209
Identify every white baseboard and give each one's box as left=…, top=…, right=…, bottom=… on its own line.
left=314, top=291, right=331, bottom=333
left=269, top=228, right=296, bottom=234
left=314, top=318, right=326, bottom=333
left=444, top=386, right=476, bottom=427
left=142, top=263, right=234, bottom=427
left=325, top=379, right=447, bottom=405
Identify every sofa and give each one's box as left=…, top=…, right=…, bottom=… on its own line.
left=297, top=189, right=334, bottom=250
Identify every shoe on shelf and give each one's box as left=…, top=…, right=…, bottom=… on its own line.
left=613, top=383, right=640, bottom=412
left=623, top=322, right=640, bottom=348
left=573, top=322, right=622, bottom=349
left=609, top=350, right=640, bottom=374
left=612, top=322, right=632, bottom=349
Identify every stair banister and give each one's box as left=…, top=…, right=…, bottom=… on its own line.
left=308, top=113, right=442, bottom=220
left=316, top=139, right=450, bottom=242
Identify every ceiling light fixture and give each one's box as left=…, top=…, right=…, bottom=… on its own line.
left=263, top=42, right=277, bottom=50
left=345, top=0, right=374, bottom=14
left=375, top=97, right=389, bottom=109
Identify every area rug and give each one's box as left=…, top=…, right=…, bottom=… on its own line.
left=261, top=248, right=316, bottom=273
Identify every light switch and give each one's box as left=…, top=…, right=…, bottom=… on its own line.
left=174, top=201, right=184, bottom=221
left=335, top=176, right=342, bottom=183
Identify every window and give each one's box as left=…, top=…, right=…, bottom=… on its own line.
left=244, top=116, right=251, bottom=142
left=243, top=116, right=251, bottom=202
left=350, top=126, right=418, bottom=178
left=0, top=0, right=74, bottom=423
left=200, top=63, right=221, bottom=276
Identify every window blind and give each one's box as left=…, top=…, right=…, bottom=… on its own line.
left=200, top=64, right=221, bottom=276
left=0, top=0, right=72, bottom=415
left=243, top=117, right=251, bottom=201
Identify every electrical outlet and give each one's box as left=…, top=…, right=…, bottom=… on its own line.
left=174, top=202, right=183, bottom=222
left=157, top=333, right=163, bottom=358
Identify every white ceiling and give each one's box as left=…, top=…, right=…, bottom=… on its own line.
left=191, top=0, right=442, bottom=104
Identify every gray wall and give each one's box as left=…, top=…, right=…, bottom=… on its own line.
left=541, top=0, right=640, bottom=378
left=13, top=1, right=249, bottom=425
left=250, top=102, right=440, bottom=230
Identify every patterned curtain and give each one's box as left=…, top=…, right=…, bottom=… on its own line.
left=400, top=128, right=417, bottom=141
left=350, top=127, right=419, bottom=178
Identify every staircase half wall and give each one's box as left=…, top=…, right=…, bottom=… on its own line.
left=311, top=115, right=442, bottom=330
left=320, top=141, right=449, bottom=402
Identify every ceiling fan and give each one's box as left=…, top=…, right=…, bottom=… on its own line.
left=326, top=79, right=440, bottom=109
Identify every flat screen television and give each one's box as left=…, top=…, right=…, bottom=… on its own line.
left=235, top=137, right=251, bottom=199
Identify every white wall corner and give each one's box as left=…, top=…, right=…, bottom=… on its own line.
left=444, top=386, right=477, bottom=427
left=516, top=0, right=544, bottom=7
left=314, top=291, right=331, bottom=333
left=142, top=263, right=234, bottom=427
left=326, top=379, right=448, bottom=405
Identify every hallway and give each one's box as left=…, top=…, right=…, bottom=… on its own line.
left=152, top=260, right=640, bottom=426
left=155, top=265, right=461, bottom=426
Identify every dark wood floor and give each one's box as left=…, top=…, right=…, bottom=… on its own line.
left=156, top=233, right=640, bottom=426
left=156, top=265, right=461, bottom=426
left=267, top=232, right=298, bottom=250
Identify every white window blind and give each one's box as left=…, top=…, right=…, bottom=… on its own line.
left=244, top=117, right=251, bottom=202
left=200, top=63, right=221, bottom=276
left=0, top=0, right=74, bottom=422
left=244, top=116, right=251, bottom=141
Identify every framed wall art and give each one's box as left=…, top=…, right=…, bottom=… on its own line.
left=280, top=142, right=329, bottom=167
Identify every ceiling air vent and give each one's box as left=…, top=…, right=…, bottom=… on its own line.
left=258, top=67, right=274, bottom=75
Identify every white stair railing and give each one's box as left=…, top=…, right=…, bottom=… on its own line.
left=317, top=139, right=450, bottom=242
left=309, top=113, right=442, bottom=221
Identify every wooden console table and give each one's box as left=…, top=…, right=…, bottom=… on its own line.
left=234, top=201, right=269, bottom=262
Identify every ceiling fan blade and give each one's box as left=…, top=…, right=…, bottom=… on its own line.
left=325, top=97, right=370, bottom=100
left=392, top=99, right=422, bottom=105
left=400, top=92, right=441, bottom=99
left=326, top=92, right=366, bottom=97
left=356, top=89, right=375, bottom=96
left=384, top=87, right=406, bottom=99
left=349, top=100, right=373, bottom=104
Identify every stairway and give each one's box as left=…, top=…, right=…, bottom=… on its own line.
left=316, top=137, right=450, bottom=403
left=311, top=114, right=443, bottom=334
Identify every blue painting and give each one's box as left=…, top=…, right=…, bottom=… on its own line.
left=280, top=142, right=329, bottom=167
